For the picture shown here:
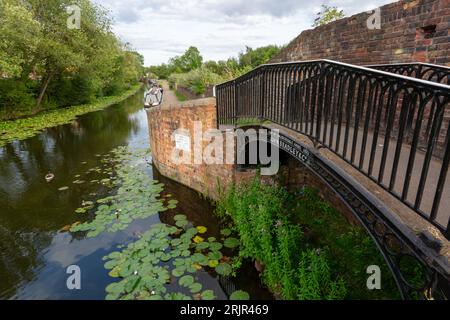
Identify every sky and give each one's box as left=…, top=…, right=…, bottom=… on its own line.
left=93, top=0, right=396, bottom=66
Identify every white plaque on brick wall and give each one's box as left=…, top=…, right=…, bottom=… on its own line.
left=175, top=133, right=191, bottom=152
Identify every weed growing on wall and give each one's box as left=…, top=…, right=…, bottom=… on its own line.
left=216, top=177, right=347, bottom=300
left=216, top=175, right=416, bottom=299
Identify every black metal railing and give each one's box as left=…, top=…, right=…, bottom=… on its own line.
left=367, top=62, right=450, bottom=85
left=216, top=59, right=450, bottom=238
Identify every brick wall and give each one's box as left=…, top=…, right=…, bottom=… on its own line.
left=271, top=0, right=449, bottom=66
left=147, top=98, right=234, bottom=200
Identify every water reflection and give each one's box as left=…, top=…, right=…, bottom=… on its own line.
left=0, top=91, right=270, bottom=300
left=0, top=93, right=145, bottom=298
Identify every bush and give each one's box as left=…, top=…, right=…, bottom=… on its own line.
left=0, top=79, right=37, bottom=117
left=169, top=66, right=224, bottom=95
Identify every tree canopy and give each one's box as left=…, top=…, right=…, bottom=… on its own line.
left=0, top=0, right=144, bottom=118
left=148, top=45, right=281, bottom=96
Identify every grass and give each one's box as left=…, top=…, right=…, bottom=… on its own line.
left=0, top=84, right=142, bottom=147
left=175, top=90, right=187, bottom=102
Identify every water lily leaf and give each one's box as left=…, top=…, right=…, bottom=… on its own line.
left=208, top=260, right=219, bottom=268
left=179, top=275, right=194, bottom=287
left=192, top=253, right=208, bottom=265
left=221, top=228, right=232, bottom=237
left=193, top=263, right=202, bottom=270
left=105, top=282, right=124, bottom=294
left=208, top=251, right=222, bottom=261
left=104, top=260, right=117, bottom=270
left=230, top=290, right=250, bottom=300
left=193, top=235, right=204, bottom=244
left=160, top=253, right=171, bottom=262
left=195, top=242, right=209, bottom=250
left=215, top=263, right=232, bottom=276
left=176, top=220, right=188, bottom=228
left=209, top=242, right=223, bottom=251
left=196, top=226, right=207, bottom=234
left=172, top=267, right=185, bottom=277
left=189, top=283, right=202, bottom=293
left=201, top=290, right=216, bottom=300
left=75, top=208, right=87, bottom=214
left=109, top=267, right=121, bottom=278
left=174, top=214, right=187, bottom=221
left=224, top=237, right=240, bottom=249
left=186, top=265, right=197, bottom=273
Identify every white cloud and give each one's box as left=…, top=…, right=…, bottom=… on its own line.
left=93, top=0, right=395, bottom=66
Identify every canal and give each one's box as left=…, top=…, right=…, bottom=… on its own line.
left=0, top=91, right=269, bottom=300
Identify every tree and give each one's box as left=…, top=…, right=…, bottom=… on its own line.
left=169, top=46, right=203, bottom=73
left=238, top=45, right=281, bottom=69
left=0, top=0, right=41, bottom=78
left=0, top=0, right=144, bottom=116
left=313, top=5, right=345, bottom=27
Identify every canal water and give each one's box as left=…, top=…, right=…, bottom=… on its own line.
left=0, top=91, right=269, bottom=300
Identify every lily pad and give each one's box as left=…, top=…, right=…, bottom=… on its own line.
left=224, top=237, right=240, bottom=249
left=201, top=290, right=216, bottom=300
left=196, top=226, right=207, bottom=234
left=221, top=228, right=232, bottom=237
left=179, top=275, right=194, bottom=287
left=230, top=290, right=250, bottom=300
left=189, top=283, right=202, bottom=294
left=215, top=263, right=232, bottom=276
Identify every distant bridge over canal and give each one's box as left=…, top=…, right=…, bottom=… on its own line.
left=215, top=60, right=450, bottom=299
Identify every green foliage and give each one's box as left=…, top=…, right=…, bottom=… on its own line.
left=169, top=46, right=203, bottom=73
left=169, top=66, right=224, bottom=95
left=229, top=290, right=250, bottom=300
left=292, top=188, right=401, bottom=299
left=150, top=45, right=281, bottom=94
left=0, top=79, right=37, bottom=114
left=0, top=84, right=141, bottom=146
left=238, top=45, right=281, bottom=69
left=313, top=5, right=345, bottom=27
left=217, top=177, right=346, bottom=300
left=70, top=146, right=168, bottom=237
left=296, top=249, right=346, bottom=300
left=0, top=0, right=144, bottom=116
left=217, top=177, right=402, bottom=299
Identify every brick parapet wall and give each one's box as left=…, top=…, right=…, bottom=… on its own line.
left=147, top=98, right=234, bottom=200
left=271, top=0, right=449, bottom=66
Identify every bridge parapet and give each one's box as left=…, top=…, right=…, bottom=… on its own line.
left=216, top=59, right=450, bottom=238
left=216, top=59, right=450, bottom=299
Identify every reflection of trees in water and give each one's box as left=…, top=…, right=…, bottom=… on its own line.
left=0, top=93, right=143, bottom=298
left=0, top=223, right=52, bottom=299
left=152, top=165, right=221, bottom=236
